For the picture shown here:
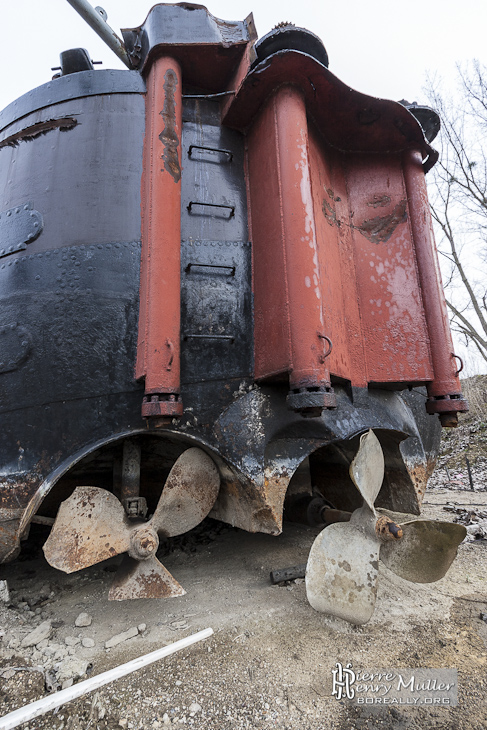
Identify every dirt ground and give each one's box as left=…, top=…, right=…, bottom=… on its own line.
left=1, top=476, right=486, bottom=730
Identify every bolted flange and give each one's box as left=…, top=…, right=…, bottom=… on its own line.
left=142, top=393, right=184, bottom=419
left=286, top=386, right=336, bottom=417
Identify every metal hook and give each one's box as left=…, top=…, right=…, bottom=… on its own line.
left=318, top=334, right=333, bottom=359
left=166, top=339, right=174, bottom=371
left=451, top=352, right=464, bottom=378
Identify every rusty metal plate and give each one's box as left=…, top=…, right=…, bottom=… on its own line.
left=345, top=156, right=433, bottom=386
left=224, top=50, right=433, bottom=157
left=380, top=519, right=467, bottom=583
left=109, top=554, right=185, bottom=600
left=43, top=486, right=130, bottom=573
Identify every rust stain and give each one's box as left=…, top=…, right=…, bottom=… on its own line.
left=322, top=198, right=337, bottom=227
left=159, top=69, right=181, bottom=183
left=366, top=194, right=391, bottom=208
left=108, top=556, right=186, bottom=600
left=153, top=448, right=220, bottom=537
left=375, top=514, right=403, bottom=542
left=43, top=486, right=129, bottom=573
left=355, top=199, right=407, bottom=244
left=210, top=474, right=283, bottom=536
left=0, top=118, right=78, bottom=149
left=407, top=458, right=437, bottom=509
left=322, top=188, right=342, bottom=227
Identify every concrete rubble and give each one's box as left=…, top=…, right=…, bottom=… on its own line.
left=0, top=595, right=148, bottom=689
left=105, top=627, right=140, bottom=649
left=0, top=579, right=10, bottom=603
left=443, top=505, right=487, bottom=541
left=56, top=655, right=91, bottom=683
left=21, top=620, right=53, bottom=648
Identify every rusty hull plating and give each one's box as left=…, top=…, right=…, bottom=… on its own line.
left=0, top=3, right=466, bottom=568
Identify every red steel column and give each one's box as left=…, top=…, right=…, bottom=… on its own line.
left=275, top=86, right=336, bottom=415
left=137, top=56, right=184, bottom=421
left=403, top=149, right=468, bottom=425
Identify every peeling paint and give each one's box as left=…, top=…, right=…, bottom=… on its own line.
left=159, top=70, right=181, bottom=183
left=366, top=194, right=391, bottom=209
left=322, top=198, right=337, bottom=226
left=0, top=118, right=78, bottom=149
left=355, top=200, right=407, bottom=245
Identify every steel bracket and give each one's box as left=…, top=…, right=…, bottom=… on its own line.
left=122, top=497, right=148, bottom=519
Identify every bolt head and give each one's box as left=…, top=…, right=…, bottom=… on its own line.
left=128, top=526, right=159, bottom=560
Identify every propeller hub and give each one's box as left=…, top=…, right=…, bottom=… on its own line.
left=375, top=515, right=403, bottom=542
left=129, top=526, right=160, bottom=560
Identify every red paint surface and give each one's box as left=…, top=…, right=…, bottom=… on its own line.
left=403, top=150, right=465, bottom=401
left=247, top=91, right=435, bottom=391
left=132, top=47, right=466, bottom=421
left=248, top=87, right=332, bottom=390
left=308, top=127, right=365, bottom=385
left=137, top=56, right=183, bottom=418
left=247, top=94, right=291, bottom=379
left=345, top=154, right=433, bottom=385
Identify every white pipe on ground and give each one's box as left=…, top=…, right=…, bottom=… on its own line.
left=0, top=628, right=214, bottom=730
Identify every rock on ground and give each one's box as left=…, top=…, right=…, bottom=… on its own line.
left=75, top=612, right=92, bottom=627
left=20, top=620, right=52, bottom=648
left=0, top=580, right=10, bottom=603
left=105, top=627, right=139, bottom=649
left=56, top=655, right=91, bottom=683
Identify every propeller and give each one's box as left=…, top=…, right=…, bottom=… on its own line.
left=43, top=447, right=220, bottom=600
left=305, top=430, right=466, bottom=624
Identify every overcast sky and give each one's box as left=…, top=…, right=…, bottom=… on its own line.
left=2, top=0, right=487, bottom=110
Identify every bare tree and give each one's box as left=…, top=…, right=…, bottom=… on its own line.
left=425, top=61, right=487, bottom=364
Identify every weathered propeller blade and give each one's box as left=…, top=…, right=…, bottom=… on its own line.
left=305, top=429, right=466, bottom=624
left=349, top=430, right=384, bottom=512
left=380, top=519, right=467, bottom=583
left=152, top=447, right=220, bottom=537
left=306, top=512, right=381, bottom=625
left=306, top=431, right=385, bottom=624
left=43, top=486, right=131, bottom=573
left=109, top=554, right=185, bottom=600
left=44, top=448, right=220, bottom=600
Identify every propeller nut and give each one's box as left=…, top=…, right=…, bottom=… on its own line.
left=375, top=515, right=403, bottom=542
left=128, top=526, right=160, bottom=560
